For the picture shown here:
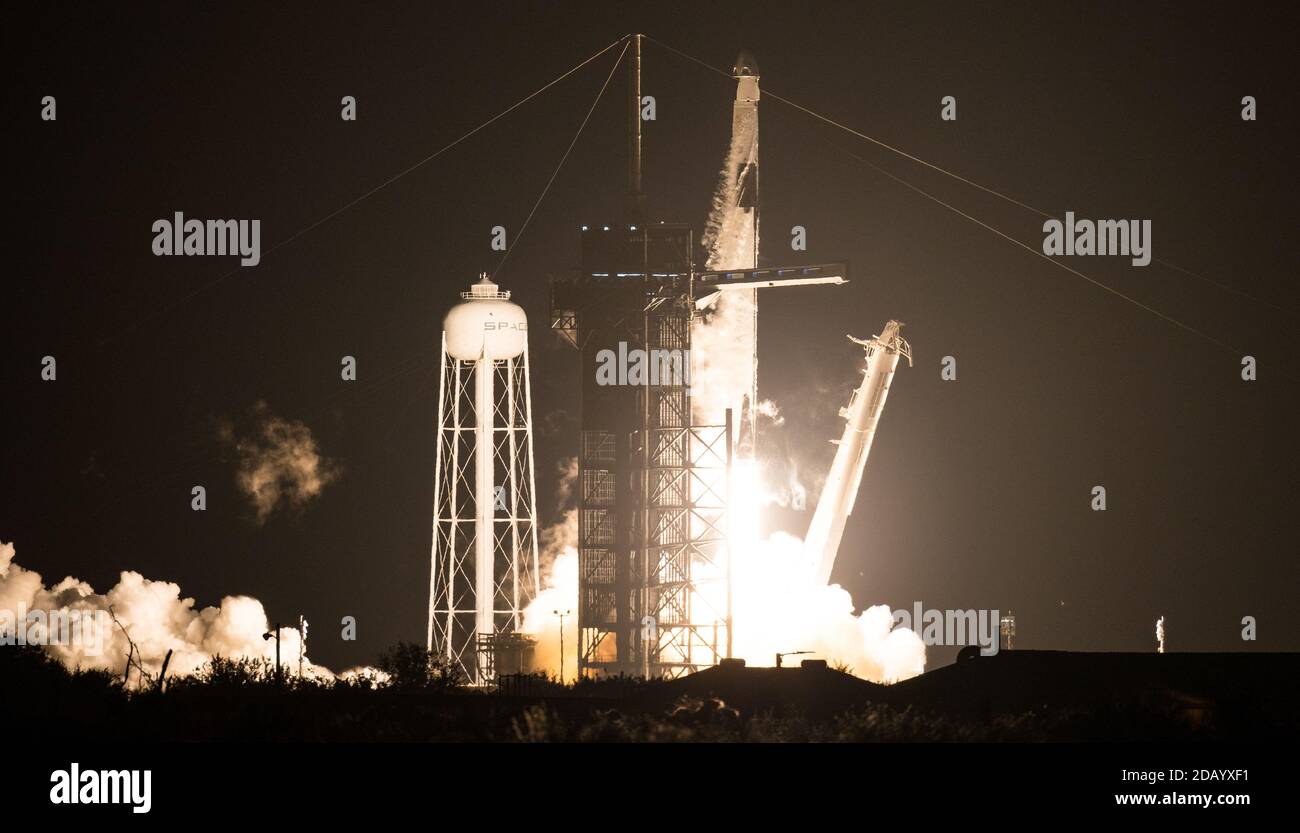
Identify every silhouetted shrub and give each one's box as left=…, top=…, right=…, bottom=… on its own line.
left=377, top=641, right=465, bottom=690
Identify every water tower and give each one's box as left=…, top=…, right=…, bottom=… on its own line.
left=428, top=274, right=540, bottom=685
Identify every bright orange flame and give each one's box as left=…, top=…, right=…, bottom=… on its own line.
left=525, top=459, right=925, bottom=682
left=706, top=459, right=926, bottom=681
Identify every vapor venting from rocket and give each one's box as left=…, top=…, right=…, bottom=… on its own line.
left=0, top=540, right=325, bottom=686
left=218, top=401, right=341, bottom=524
left=693, top=53, right=760, bottom=431
left=701, top=142, right=758, bottom=272
left=691, top=291, right=758, bottom=430
left=701, top=51, right=759, bottom=275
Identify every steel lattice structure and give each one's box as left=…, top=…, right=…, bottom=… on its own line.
left=428, top=330, right=541, bottom=686
left=549, top=39, right=843, bottom=679
left=634, top=309, right=732, bottom=677
left=556, top=247, right=733, bottom=680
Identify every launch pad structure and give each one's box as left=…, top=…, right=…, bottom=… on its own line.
left=427, top=34, right=907, bottom=684
left=550, top=36, right=848, bottom=679
left=552, top=222, right=733, bottom=678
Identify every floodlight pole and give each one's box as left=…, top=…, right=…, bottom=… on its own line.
left=263, top=625, right=283, bottom=685
left=553, top=609, right=571, bottom=683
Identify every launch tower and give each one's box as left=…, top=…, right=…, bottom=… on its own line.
left=551, top=36, right=846, bottom=678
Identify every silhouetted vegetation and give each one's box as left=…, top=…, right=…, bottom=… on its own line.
left=377, top=641, right=465, bottom=690
left=2, top=643, right=1294, bottom=742
left=176, top=655, right=280, bottom=690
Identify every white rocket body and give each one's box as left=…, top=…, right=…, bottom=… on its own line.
left=805, top=321, right=911, bottom=587
left=698, top=54, right=760, bottom=444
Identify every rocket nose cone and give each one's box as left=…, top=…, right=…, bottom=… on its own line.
left=733, top=50, right=759, bottom=78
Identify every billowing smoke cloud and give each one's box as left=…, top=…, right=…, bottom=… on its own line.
left=522, top=458, right=580, bottom=680
left=748, top=400, right=809, bottom=509
left=763, top=453, right=808, bottom=511
left=521, top=550, right=579, bottom=682
left=755, top=398, right=784, bottom=427
left=724, top=526, right=926, bottom=682
left=538, top=457, right=578, bottom=577
left=691, top=290, right=757, bottom=428
left=517, top=457, right=925, bottom=683
left=0, top=540, right=325, bottom=686
left=519, top=511, right=924, bottom=683
left=218, top=402, right=340, bottom=524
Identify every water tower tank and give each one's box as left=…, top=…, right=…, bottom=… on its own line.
left=444, top=274, right=527, bottom=360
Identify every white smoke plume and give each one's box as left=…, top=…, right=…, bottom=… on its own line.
left=701, top=101, right=758, bottom=273
left=763, top=453, right=808, bottom=511
left=519, top=521, right=923, bottom=683
left=521, top=457, right=581, bottom=680
left=751, top=399, right=807, bottom=508
left=691, top=290, right=758, bottom=428
left=537, top=457, right=578, bottom=575
left=0, top=540, right=326, bottom=686
left=755, top=398, right=784, bottom=427
left=516, top=455, right=925, bottom=683
left=725, top=528, right=926, bottom=683
left=218, top=402, right=340, bottom=524
left=521, top=550, right=579, bottom=682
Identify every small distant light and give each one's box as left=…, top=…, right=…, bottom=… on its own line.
left=629, top=225, right=637, bottom=230
left=581, top=225, right=588, bottom=231
left=602, top=225, right=610, bottom=231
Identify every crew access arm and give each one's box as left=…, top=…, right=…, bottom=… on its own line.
left=804, top=321, right=911, bottom=586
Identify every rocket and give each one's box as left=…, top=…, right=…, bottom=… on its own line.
left=702, top=52, right=761, bottom=452
left=804, top=321, right=911, bottom=586
left=731, top=54, right=759, bottom=448
left=731, top=51, right=759, bottom=224
left=736, top=393, right=755, bottom=459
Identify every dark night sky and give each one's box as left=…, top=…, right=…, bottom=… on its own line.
left=6, top=2, right=1298, bottom=671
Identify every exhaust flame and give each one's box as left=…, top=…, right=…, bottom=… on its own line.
left=521, top=457, right=582, bottom=681
left=521, top=456, right=926, bottom=683
left=721, top=460, right=925, bottom=682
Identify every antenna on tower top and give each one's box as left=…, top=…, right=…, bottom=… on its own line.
left=625, top=33, right=645, bottom=222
